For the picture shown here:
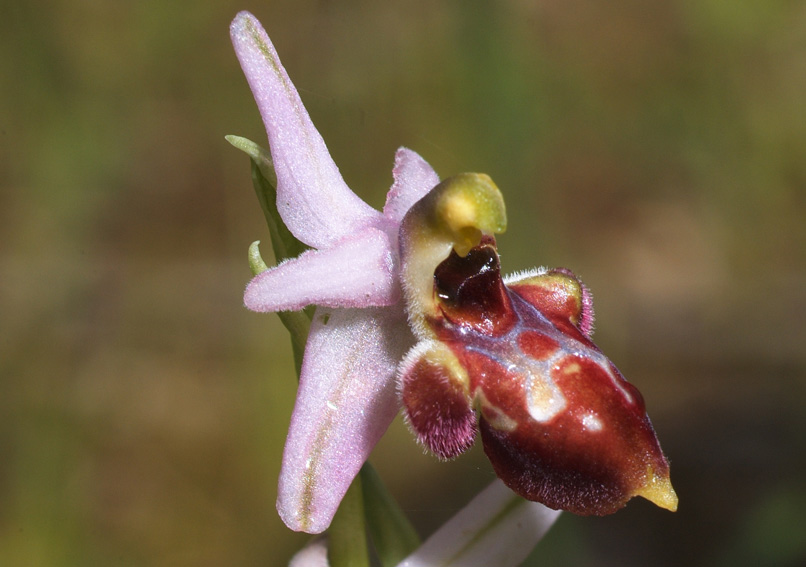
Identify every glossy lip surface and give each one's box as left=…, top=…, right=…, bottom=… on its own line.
left=437, top=242, right=674, bottom=514
left=399, top=190, right=677, bottom=514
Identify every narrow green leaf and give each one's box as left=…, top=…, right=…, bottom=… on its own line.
left=248, top=240, right=270, bottom=275
left=329, top=475, right=370, bottom=567
left=277, top=309, right=311, bottom=378
left=361, top=464, right=421, bottom=567
left=230, top=136, right=313, bottom=374
left=226, top=134, right=308, bottom=261
left=250, top=154, right=309, bottom=262
left=245, top=239, right=310, bottom=376
left=225, top=134, right=277, bottom=186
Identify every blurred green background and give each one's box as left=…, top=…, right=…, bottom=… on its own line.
left=2, top=0, right=805, bottom=565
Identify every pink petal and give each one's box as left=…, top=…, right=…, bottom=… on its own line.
left=396, top=480, right=561, bottom=567
left=230, top=12, right=380, bottom=249
left=277, top=306, right=414, bottom=533
left=383, top=147, right=440, bottom=224
left=244, top=228, right=398, bottom=312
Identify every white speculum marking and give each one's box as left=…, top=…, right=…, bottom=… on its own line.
left=591, top=351, right=635, bottom=405
left=523, top=353, right=567, bottom=423
left=522, top=347, right=634, bottom=425
left=513, top=326, right=634, bottom=423
left=581, top=412, right=603, bottom=432
left=476, top=390, right=518, bottom=432
left=467, top=342, right=567, bottom=424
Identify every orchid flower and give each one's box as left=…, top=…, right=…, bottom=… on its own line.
left=231, top=9, right=676, bottom=560
left=230, top=11, right=438, bottom=534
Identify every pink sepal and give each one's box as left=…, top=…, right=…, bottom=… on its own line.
left=230, top=12, right=380, bottom=249
left=277, top=305, right=414, bottom=533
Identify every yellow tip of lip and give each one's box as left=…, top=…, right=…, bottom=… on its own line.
left=635, top=470, right=679, bottom=512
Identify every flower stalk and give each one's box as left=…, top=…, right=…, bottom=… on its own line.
left=232, top=138, right=311, bottom=373
left=361, top=466, right=420, bottom=567
left=328, top=474, right=369, bottom=567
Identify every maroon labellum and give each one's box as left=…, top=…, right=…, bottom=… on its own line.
left=398, top=175, right=677, bottom=515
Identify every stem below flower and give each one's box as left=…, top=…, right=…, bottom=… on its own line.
left=328, top=474, right=369, bottom=567
left=361, top=464, right=421, bottom=566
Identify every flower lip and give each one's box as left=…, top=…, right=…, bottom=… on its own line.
left=398, top=178, right=676, bottom=516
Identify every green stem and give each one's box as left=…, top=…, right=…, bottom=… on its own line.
left=328, top=474, right=370, bottom=567
left=361, top=464, right=421, bottom=566
left=247, top=241, right=310, bottom=376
